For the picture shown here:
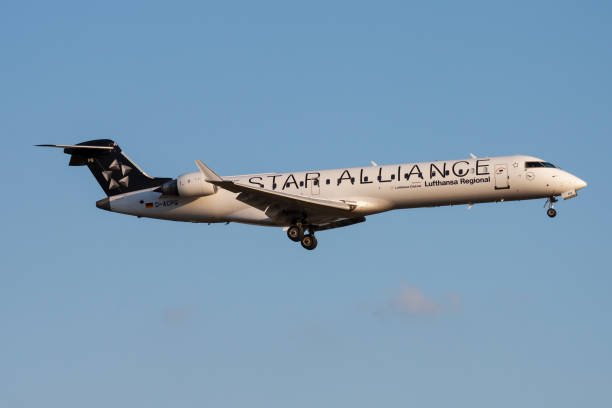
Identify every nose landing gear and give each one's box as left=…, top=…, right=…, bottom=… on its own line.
left=545, top=197, right=558, bottom=218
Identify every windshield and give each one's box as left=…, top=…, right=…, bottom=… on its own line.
left=525, top=161, right=556, bottom=168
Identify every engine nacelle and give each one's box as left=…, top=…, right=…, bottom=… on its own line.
left=160, top=172, right=217, bottom=197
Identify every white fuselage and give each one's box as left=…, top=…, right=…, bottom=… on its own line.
left=106, top=155, right=587, bottom=226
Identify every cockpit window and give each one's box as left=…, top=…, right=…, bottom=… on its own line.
left=525, top=161, right=556, bottom=168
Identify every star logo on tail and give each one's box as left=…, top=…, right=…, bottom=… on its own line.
left=105, top=160, right=131, bottom=190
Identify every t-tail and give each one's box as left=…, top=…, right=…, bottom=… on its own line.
left=37, top=140, right=171, bottom=205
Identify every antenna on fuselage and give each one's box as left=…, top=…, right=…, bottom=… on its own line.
left=469, top=153, right=477, bottom=159
left=370, top=161, right=378, bottom=166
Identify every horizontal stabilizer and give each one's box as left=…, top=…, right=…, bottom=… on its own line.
left=36, top=144, right=115, bottom=150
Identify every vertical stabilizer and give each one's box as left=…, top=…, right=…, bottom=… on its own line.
left=38, top=139, right=171, bottom=196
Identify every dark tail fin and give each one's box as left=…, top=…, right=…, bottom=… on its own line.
left=38, top=139, right=171, bottom=196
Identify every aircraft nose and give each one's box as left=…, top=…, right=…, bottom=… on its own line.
left=572, top=175, right=587, bottom=191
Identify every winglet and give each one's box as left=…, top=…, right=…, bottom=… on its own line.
left=195, top=160, right=223, bottom=182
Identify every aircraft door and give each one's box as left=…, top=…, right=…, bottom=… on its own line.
left=494, top=164, right=510, bottom=190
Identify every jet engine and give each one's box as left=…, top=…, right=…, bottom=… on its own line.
left=160, top=172, right=217, bottom=197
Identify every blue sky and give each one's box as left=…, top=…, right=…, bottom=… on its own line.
left=1, top=1, right=611, bottom=407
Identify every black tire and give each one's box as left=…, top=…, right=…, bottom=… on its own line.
left=301, top=234, right=318, bottom=250
left=287, top=225, right=304, bottom=242
left=547, top=208, right=557, bottom=218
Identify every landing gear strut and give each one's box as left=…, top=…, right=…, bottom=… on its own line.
left=545, top=197, right=558, bottom=218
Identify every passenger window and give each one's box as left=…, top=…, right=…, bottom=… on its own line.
left=299, top=181, right=304, bottom=187
left=314, top=180, right=319, bottom=186
left=326, top=179, right=330, bottom=185
left=364, top=176, right=369, bottom=182
left=391, top=174, right=395, bottom=180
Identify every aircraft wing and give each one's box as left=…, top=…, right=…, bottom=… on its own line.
left=208, top=179, right=358, bottom=224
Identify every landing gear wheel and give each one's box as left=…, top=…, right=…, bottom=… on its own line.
left=287, top=225, right=304, bottom=242
left=547, top=208, right=557, bottom=218
left=301, top=234, right=318, bottom=250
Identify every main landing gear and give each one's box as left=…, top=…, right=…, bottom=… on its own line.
left=545, top=197, right=558, bottom=218
left=286, top=223, right=318, bottom=250
left=300, top=233, right=318, bottom=250
left=287, top=225, right=304, bottom=242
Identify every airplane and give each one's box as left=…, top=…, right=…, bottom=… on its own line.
left=38, top=139, right=587, bottom=250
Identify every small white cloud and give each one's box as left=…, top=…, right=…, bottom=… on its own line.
left=377, top=284, right=461, bottom=318
left=392, top=285, right=442, bottom=316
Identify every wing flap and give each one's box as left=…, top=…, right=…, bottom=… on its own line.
left=209, top=180, right=356, bottom=223
left=210, top=180, right=355, bottom=211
